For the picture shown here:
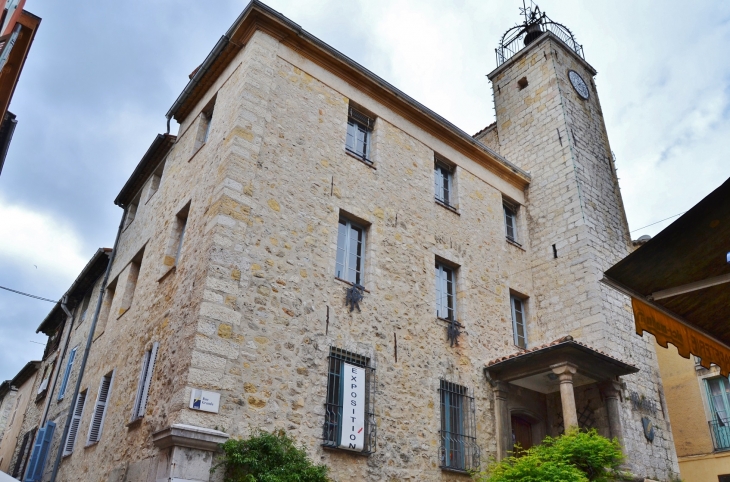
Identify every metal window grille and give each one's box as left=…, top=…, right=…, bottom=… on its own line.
left=335, top=218, right=365, bottom=284
left=511, top=296, right=527, bottom=348
left=503, top=202, right=518, bottom=243
left=346, top=107, right=373, bottom=163
left=706, top=377, right=730, bottom=450
left=436, top=263, right=456, bottom=321
left=434, top=161, right=453, bottom=206
left=322, top=347, right=376, bottom=454
left=439, top=380, right=479, bottom=472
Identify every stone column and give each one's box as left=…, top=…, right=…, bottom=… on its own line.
left=551, top=363, right=578, bottom=429
left=599, top=380, right=625, bottom=445
left=152, top=424, right=229, bottom=482
left=492, top=380, right=512, bottom=460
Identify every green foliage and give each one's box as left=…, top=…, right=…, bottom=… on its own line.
left=474, top=428, right=624, bottom=482
left=213, top=429, right=330, bottom=482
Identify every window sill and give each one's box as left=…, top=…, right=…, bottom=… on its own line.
left=321, top=444, right=373, bottom=457
left=126, top=417, right=143, bottom=429
left=435, top=199, right=460, bottom=215
left=506, top=238, right=525, bottom=251
left=345, top=149, right=376, bottom=169
left=188, top=142, right=206, bottom=163
left=437, top=317, right=463, bottom=327
left=158, top=265, right=176, bottom=283
left=439, top=466, right=473, bottom=475
left=35, top=391, right=47, bottom=403
left=84, top=441, right=99, bottom=449
left=334, top=277, right=370, bottom=293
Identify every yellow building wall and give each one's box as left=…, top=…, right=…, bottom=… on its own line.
left=654, top=341, right=730, bottom=481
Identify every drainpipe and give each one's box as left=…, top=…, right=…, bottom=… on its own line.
left=39, top=296, right=76, bottom=427
left=49, top=210, right=126, bottom=482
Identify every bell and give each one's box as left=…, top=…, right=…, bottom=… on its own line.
left=524, top=21, right=543, bottom=46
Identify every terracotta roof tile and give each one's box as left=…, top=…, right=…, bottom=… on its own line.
left=485, top=335, right=633, bottom=368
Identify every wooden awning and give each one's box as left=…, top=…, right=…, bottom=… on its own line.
left=604, top=176, right=730, bottom=376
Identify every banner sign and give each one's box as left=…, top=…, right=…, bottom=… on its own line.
left=339, top=363, right=365, bottom=451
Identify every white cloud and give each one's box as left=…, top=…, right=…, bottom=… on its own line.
left=0, top=197, right=88, bottom=280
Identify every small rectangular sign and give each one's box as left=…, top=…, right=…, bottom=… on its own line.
left=189, top=389, right=220, bottom=413
left=339, top=363, right=366, bottom=451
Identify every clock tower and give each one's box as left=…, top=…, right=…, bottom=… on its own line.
left=483, top=5, right=680, bottom=479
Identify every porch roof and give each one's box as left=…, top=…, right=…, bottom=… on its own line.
left=485, top=336, right=638, bottom=393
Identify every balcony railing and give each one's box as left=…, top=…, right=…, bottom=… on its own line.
left=709, top=420, right=730, bottom=451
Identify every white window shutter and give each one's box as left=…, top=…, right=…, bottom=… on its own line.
left=87, top=371, right=114, bottom=444
left=63, top=391, right=86, bottom=456
left=132, top=342, right=158, bottom=420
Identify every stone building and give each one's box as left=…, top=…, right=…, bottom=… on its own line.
left=0, top=361, right=39, bottom=473
left=6, top=2, right=681, bottom=481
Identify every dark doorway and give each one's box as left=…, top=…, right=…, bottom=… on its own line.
left=511, top=415, right=533, bottom=455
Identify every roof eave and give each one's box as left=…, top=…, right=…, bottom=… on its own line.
left=114, top=134, right=176, bottom=207
left=166, top=1, right=530, bottom=189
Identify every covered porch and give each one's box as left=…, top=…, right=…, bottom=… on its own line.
left=485, top=336, right=638, bottom=459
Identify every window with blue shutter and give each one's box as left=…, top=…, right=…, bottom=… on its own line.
left=24, top=421, right=55, bottom=482
left=57, top=347, right=78, bottom=400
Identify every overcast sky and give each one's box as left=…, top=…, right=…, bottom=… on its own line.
left=0, top=0, right=728, bottom=381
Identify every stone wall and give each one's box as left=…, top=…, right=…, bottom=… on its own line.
left=489, top=35, right=679, bottom=479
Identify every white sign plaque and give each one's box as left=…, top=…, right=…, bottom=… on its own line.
left=189, top=389, right=221, bottom=413
left=339, top=363, right=366, bottom=451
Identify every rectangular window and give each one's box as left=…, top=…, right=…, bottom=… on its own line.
left=436, top=262, right=456, bottom=320
left=146, top=159, right=165, bottom=203
left=345, top=105, right=374, bottom=163
left=78, top=291, right=91, bottom=324
left=439, top=380, right=479, bottom=472
left=63, top=390, right=87, bottom=456
left=123, top=201, right=138, bottom=230
left=117, top=247, right=144, bottom=319
left=131, top=342, right=159, bottom=422
left=87, top=371, right=114, bottom=445
left=95, top=282, right=115, bottom=338
left=57, top=346, right=78, bottom=400
left=335, top=217, right=365, bottom=284
left=511, top=295, right=527, bottom=349
left=24, top=421, right=55, bottom=482
left=195, top=95, right=216, bottom=151
left=12, top=427, right=35, bottom=478
left=175, top=207, right=189, bottom=266
left=322, top=347, right=376, bottom=454
left=434, top=159, right=454, bottom=206
left=706, top=377, right=730, bottom=450
left=503, top=200, right=518, bottom=243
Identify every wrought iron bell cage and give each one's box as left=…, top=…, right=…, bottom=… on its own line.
left=496, top=5, right=584, bottom=67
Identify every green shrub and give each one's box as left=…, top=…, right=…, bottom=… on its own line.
left=213, top=429, right=330, bottom=482
left=474, top=428, right=623, bottom=482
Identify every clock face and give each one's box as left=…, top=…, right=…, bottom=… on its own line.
left=568, top=70, right=590, bottom=100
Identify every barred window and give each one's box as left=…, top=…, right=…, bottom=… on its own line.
left=434, top=159, right=454, bottom=206
left=439, top=380, right=479, bottom=472
left=322, top=347, right=376, bottom=454
left=346, top=106, right=374, bottom=163
left=511, top=295, right=527, bottom=349
left=336, top=217, right=365, bottom=284
left=435, top=262, right=456, bottom=321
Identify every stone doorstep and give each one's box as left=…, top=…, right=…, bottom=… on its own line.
left=152, top=423, right=230, bottom=451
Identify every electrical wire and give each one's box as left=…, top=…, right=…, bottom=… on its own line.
left=0, top=285, right=58, bottom=303
left=630, top=212, right=686, bottom=233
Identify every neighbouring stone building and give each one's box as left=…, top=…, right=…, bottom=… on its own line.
left=4, top=2, right=681, bottom=481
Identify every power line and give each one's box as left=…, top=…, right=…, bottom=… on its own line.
left=0, top=285, right=58, bottom=303
left=630, top=212, right=686, bottom=233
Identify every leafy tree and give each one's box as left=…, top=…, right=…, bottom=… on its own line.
left=474, top=428, right=624, bottom=482
left=213, top=429, right=330, bottom=482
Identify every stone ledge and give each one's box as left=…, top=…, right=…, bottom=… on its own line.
left=152, top=424, right=229, bottom=451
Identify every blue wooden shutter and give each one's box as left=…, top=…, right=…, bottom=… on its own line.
left=58, top=347, right=78, bottom=400
left=24, top=421, right=55, bottom=482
